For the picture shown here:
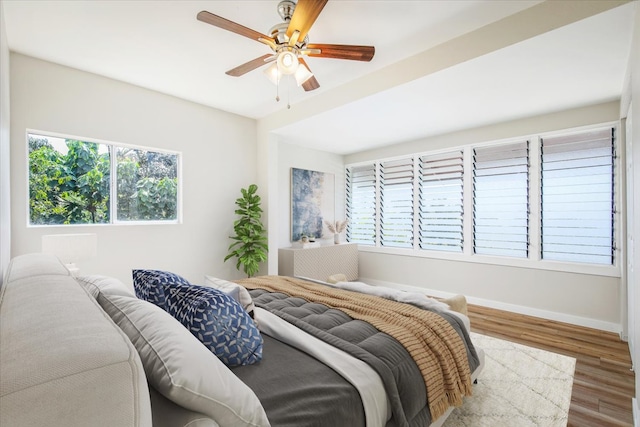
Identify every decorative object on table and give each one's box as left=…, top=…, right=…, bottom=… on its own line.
left=293, top=233, right=319, bottom=249
left=224, top=184, right=268, bottom=277
left=290, top=167, right=335, bottom=241
left=325, top=219, right=348, bottom=244
left=41, top=233, right=97, bottom=275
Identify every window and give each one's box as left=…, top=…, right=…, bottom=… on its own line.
left=29, top=135, right=111, bottom=225
left=380, top=158, right=414, bottom=248
left=540, top=128, right=615, bottom=265
left=418, top=151, right=464, bottom=252
left=473, top=141, right=529, bottom=258
left=28, top=132, right=180, bottom=225
left=116, top=147, right=178, bottom=222
left=346, top=164, right=376, bottom=245
left=345, top=124, right=616, bottom=270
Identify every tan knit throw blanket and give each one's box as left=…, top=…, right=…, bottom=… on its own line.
left=236, top=276, right=473, bottom=421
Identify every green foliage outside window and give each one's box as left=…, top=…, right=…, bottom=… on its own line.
left=29, top=136, right=110, bottom=224
left=28, top=133, right=179, bottom=225
left=116, top=147, right=178, bottom=221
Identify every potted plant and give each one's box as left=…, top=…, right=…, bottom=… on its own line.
left=224, top=184, right=268, bottom=277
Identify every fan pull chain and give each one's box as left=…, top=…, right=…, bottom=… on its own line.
left=272, top=62, right=292, bottom=109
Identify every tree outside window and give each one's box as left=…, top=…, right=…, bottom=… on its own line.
left=116, top=147, right=178, bottom=221
left=28, top=133, right=179, bottom=225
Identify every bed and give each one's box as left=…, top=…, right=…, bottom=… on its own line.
left=132, top=269, right=483, bottom=427
left=227, top=275, right=485, bottom=427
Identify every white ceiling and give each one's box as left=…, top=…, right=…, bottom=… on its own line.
left=2, top=1, right=636, bottom=154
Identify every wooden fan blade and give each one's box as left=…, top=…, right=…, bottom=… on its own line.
left=306, top=43, right=375, bottom=61
left=302, top=75, right=320, bottom=91
left=298, top=58, right=320, bottom=91
left=226, top=54, right=274, bottom=77
left=286, top=0, right=328, bottom=42
left=197, top=11, right=274, bottom=45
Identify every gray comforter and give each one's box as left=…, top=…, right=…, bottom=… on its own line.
left=232, top=333, right=366, bottom=427
left=243, top=286, right=480, bottom=427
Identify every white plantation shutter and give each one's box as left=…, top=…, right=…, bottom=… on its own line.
left=540, top=128, right=615, bottom=265
left=346, top=164, right=376, bottom=245
left=473, top=141, right=530, bottom=258
left=380, top=158, right=414, bottom=248
left=418, top=151, right=464, bottom=252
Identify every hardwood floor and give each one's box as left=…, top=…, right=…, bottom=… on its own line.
left=467, top=304, right=635, bottom=427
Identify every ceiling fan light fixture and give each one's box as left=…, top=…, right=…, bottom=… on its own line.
left=263, top=62, right=282, bottom=85
left=294, top=63, right=314, bottom=86
left=277, top=50, right=299, bottom=75
left=198, top=0, right=375, bottom=96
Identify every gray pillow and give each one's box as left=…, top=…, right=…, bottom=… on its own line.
left=97, top=293, right=270, bottom=427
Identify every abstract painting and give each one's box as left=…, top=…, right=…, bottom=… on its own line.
left=291, top=168, right=335, bottom=241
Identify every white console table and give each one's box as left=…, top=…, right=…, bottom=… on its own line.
left=278, top=243, right=358, bottom=281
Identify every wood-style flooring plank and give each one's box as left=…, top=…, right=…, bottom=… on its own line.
left=467, top=303, right=635, bottom=427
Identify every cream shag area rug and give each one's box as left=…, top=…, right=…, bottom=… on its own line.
left=443, top=332, right=576, bottom=427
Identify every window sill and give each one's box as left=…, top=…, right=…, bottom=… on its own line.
left=27, top=220, right=182, bottom=228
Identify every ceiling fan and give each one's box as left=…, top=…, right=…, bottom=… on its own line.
left=197, top=0, right=375, bottom=92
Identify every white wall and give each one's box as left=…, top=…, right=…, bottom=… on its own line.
left=0, top=2, right=11, bottom=285
left=345, top=101, right=623, bottom=332
left=9, top=54, right=258, bottom=286
left=254, top=127, right=345, bottom=274
left=276, top=141, right=345, bottom=248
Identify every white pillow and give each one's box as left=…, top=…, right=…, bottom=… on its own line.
left=204, top=276, right=256, bottom=318
left=77, top=275, right=136, bottom=299
left=97, top=293, right=270, bottom=427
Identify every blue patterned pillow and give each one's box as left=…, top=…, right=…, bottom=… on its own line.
left=164, top=282, right=263, bottom=367
left=132, top=269, right=190, bottom=309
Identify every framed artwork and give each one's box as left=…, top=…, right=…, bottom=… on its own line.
left=291, top=167, right=335, bottom=241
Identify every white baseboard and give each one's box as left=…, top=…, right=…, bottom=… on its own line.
left=359, top=277, right=621, bottom=334
left=633, top=398, right=638, bottom=427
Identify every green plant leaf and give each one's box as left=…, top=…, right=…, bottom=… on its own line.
left=224, top=184, right=268, bottom=277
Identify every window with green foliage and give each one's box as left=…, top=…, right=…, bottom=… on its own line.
left=28, top=132, right=180, bottom=225
left=116, top=147, right=178, bottom=222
